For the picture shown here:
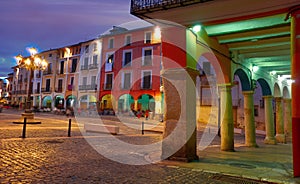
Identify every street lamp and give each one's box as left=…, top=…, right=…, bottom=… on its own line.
left=15, top=47, right=48, bottom=119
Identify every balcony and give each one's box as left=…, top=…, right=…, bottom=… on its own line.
left=79, top=84, right=98, bottom=91
left=69, top=68, right=77, bottom=73
left=43, top=70, right=53, bottom=75
left=104, top=83, right=112, bottom=90
left=17, top=90, right=28, bottom=94
left=55, top=88, right=63, bottom=93
left=130, top=0, right=211, bottom=15
left=57, top=70, right=65, bottom=75
left=89, top=63, right=98, bottom=70
left=80, top=65, right=89, bottom=71
left=41, top=88, right=52, bottom=93
left=34, top=89, right=40, bottom=94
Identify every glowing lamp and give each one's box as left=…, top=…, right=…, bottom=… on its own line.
left=252, top=65, right=259, bottom=72
left=192, top=25, right=202, bottom=33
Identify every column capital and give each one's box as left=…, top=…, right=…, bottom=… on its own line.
left=263, top=95, right=273, bottom=99
left=274, top=97, right=283, bottom=102
left=217, top=83, right=233, bottom=92
left=242, top=90, right=254, bottom=95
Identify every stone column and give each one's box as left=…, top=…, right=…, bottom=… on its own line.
left=161, top=68, right=199, bottom=162
left=283, top=98, right=292, bottom=142
left=291, top=7, right=300, bottom=177
left=275, top=97, right=286, bottom=143
left=243, top=91, right=258, bottom=147
left=263, top=96, right=276, bottom=144
left=219, top=84, right=234, bottom=151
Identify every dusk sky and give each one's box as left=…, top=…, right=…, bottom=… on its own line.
left=0, top=0, right=138, bottom=77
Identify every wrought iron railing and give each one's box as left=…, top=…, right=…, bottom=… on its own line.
left=130, top=0, right=212, bottom=14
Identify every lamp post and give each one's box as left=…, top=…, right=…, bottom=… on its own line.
left=15, top=47, right=48, bottom=119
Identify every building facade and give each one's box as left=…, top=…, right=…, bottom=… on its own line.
left=99, top=24, right=163, bottom=118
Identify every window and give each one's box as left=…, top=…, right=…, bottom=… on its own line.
left=58, top=79, right=63, bottom=92
left=123, top=72, right=131, bottom=90
left=93, top=43, right=98, bottom=52
left=79, top=77, right=88, bottom=90
left=108, top=38, right=114, bottom=49
left=142, top=71, right=152, bottom=89
left=92, top=55, right=98, bottom=65
left=91, top=76, right=97, bottom=85
left=71, top=59, right=77, bottom=73
left=81, top=57, right=88, bottom=70
left=82, top=77, right=87, bottom=85
left=36, top=82, right=40, bottom=93
left=125, top=35, right=131, bottom=46
left=105, top=53, right=114, bottom=72
left=60, top=61, right=64, bottom=74
left=105, top=73, right=113, bottom=90
left=123, top=50, right=132, bottom=67
left=143, top=48, right=152, bottom=66
left=70, top=77, right=74, bottom=86
left=85, top=45, right=89, bottom=53
left=49, top=53, right=52, bottom=57
left=47, top=63, right=52, bottom=74
left=145, top=32, right=152, bottom=44
left=46, top=79, right=51, bottom=92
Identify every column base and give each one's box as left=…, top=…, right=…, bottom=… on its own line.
left=276, top=134, right=286, bottom=143
left=264, top=137, right=277, bottom=145
left=162, top=120, right=198, bottom=162
left=245, top=142, right=259, bottom=148
left=285, top=133, right=293, bottom=143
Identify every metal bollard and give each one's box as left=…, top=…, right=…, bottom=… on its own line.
left=68, top=119, right=71, bottom=137
left=22, top=118, right=27, bottom=138
left=142, top=121, right=144, bottom=135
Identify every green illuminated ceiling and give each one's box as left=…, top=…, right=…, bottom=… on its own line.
left=204, top=13, right=291, bottom=75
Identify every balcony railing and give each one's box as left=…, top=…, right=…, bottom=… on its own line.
left=79, top=84, right=98, bottom=91
left=89, top=63, right=98, bottom=69
left=43, top=70, right=53, bottom=75
left=57, top=70, right=65, bottom=75
left=130, top=0, right=212, bottom=14
left=69, top=68, right=77, bottom=73
left=81, top=65, right=89, bottom=70
left=34, top=89, right=40, bottom=94
left=55, top=88, right=63, bottom=93
left=15, top=90, right=28, bottom=94
left=41, top=88, right=52, bottom=93
left=104, top=83, right=112, bottom=90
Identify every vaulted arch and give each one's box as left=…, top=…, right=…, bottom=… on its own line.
left=234, top=69, right=251, bottom=91
left=257, top=78, right=272, bottom=96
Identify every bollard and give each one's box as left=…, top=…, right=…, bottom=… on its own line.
left=142, top=121, right=144, bottom=135
left=22, top=118, right=27, bottom=138
left=68, top=119, right=71, bottom=137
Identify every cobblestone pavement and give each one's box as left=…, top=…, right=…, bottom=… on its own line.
left=0, top=109, right=276, bottom=183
